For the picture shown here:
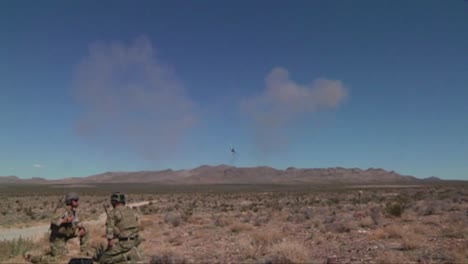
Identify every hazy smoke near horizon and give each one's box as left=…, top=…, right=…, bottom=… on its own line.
left=72, top=36, right=197, bottom=160
left=241, top=67, right=347, bottom=153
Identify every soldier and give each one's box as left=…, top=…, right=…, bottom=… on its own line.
left=26, top=192, right=90, bottom=263
left=97, top=192, right=143, bottom=264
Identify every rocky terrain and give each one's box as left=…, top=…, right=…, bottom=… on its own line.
left=1, top=183, right=467, bottom=264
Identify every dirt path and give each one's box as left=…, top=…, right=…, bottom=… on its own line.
left=0, top=201, right=152, bottom=241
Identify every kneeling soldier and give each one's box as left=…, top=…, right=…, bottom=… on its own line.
left=26, top=192, right=90, bottom=263
left=98, top=192, right=143, bottom=264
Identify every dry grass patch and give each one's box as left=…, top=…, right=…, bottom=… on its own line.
left=447, top=245, right=468, bottom=264
left=369, top=228, right=387, bottom=240
left=237, top=236, right=261, bottom=260
left=370, top=225, right=422, bottom=243
left=325, top=221, right=354, bottom=233
left=371, top=225, right=425, bottom=251
left=439, top=220, right=468, bottom=239
left=236, top=229, right=285, bottom=261
left=0, top=237, right=37, bottom=261
left=375, top=250, right=412, bottom=264
left=359, top=216, right=375, bottom=228
left=2, top=184, right=467, bottom=264
left=186, top=215, right=206, bottom=225
left=383, top=225, right=404, bottom=239
left=401, top=233, right=425, bottom=251
left=251, top=229, right=284, bottom=247
left=213, top=215, right=232, bottom=227
left=267, top=240, right=311, bottom=264
left=148, top=247, right=187, bottom=264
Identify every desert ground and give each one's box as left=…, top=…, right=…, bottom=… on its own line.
left=0, top=183, right=466, bottom=264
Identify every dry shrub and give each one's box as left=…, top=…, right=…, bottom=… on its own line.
left=149, top=250, right=186, bottom=264
left=447, top=244, right=468, bottom=264
left=375, top=250, right=411, bottom=264
left=238, top=229, right=287, bottom=261
left=267, top=240, right=311, bottom=264
left=229, top=223, right=253, bottom=233
left=251, top=229, right=284, bottom=249
left=415, top=200, right=438, bottom=216
left=262, top=254, right=294, bottom=264
left=385, top=201, right=405, bottom=217
left=253, top=213, right=271, bottom=226
left=343, top=219, right=360, bottom=231
left=286, top=212, right=307, bottom=224
left=439, top=220, right=468, bottom=239
left=167, top=235, right=183, bottom=246
left=240, top=200, right=253, bottom=211
left=164, top=212, right=183, bottom=227
left=401, top=233, right=425, bottom=251
left=369, top=228, right=387, bottom=240
left=401, top=210, right=417, bottom=222
left=237, top=237, right=258, bottom=260
left=383, top=225, right=404, bottom=239
left=369, top=225, right=409, bottom=240
left=359, top=216, right=375, bottom=228
left=0, top=237, right=37, bottom=261
left=373, top=226, right=424, bottom=251
left=418, top=252, right=459, bottom=264
left=325, top=222, right=352, bottom=233
left=213, top=215, right=231, bottom=227
left=149, top=244, right=187, bottom=264
left=186, top=215, right=206, bottom=225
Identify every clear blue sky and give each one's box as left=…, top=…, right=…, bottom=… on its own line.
left=1, top=0, right=467, bottom=180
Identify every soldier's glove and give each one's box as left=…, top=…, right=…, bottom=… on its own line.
left=63, top=215, right=74, bottom=224
left=78, top=227, right=87, bottom=237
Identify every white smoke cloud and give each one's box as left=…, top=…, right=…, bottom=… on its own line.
left=72, top=36, right=198, bottom=159
left=240, top=67, right=347, bottom=152
left=33, top=164, right=44, bottom=168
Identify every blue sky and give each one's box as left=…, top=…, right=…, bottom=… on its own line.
left=1, top=0, right=467, bottom=180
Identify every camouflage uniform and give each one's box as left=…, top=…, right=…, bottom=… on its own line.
left=99, top=193, right=143, bottom=264
left=27, top=192, right=90, bottom=264
left=49, top=205, right=89, bottom=256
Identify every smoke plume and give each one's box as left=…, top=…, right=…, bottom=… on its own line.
left=72, top=36, right=197, bottom=159
left=241, top=67, right=347, bottom=153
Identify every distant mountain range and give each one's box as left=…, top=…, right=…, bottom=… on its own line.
left=0, top=165, right=443, bottom=185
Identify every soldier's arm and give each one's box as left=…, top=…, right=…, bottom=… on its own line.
left=105, top=211, right=114, bottom=240
left=74, top=208, right=86, bottom=230
left=51, top=208, right=69, bottom=226
left=73, top=208, right=81, bottom=224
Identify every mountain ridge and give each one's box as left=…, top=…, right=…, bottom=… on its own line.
left=0, top=165, right=443, bottom=185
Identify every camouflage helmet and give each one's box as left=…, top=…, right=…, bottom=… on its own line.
left=110, top=192, right=126, bottom=204
left=65, top=192, right=79, bottom=205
